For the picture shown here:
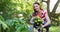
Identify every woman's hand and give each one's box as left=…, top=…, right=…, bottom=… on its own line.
left=43, top=11, right=51, bottom=27
left=30, top=17, right=35, bottom=24
left=42, top=25, right=45, bottom=28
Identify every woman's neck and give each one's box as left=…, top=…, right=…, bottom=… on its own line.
left=37, top=9, right=41, bottom=13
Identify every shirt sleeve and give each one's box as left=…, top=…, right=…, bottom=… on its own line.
left=41, top=10, right=47, bottom=18
left=32, top=12, right=37, bottom=17
left=44, top=11, right=47, bottom=16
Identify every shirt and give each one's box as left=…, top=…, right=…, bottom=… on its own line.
left=32, top=10, right=47, bottom=22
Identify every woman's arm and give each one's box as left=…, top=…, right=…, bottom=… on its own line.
left=30, top=17, right=35, bottom=23
left=43, top=12, right=51, bottom=27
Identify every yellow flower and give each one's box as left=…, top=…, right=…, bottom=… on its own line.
left=34, top=16, right=44, bottom=24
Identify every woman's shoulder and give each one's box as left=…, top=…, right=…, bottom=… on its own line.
left=42, top=10, right=47, bottom=14
left=32, top=12, right=37, bottom=16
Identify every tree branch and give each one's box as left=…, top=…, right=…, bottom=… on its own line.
left=51, top=0, right=60, bottom=14
left=42, top=0, right=47, bottom=3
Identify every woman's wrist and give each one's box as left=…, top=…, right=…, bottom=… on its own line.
left=42, top=25, right=45, bottom=28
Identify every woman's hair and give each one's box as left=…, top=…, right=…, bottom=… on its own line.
left=33, top=2, right=43, bottom=11
left=34, top=2, right=40, bottom=5
left=33, top=2, right=40, bottom=12
left=33, top=2, right=43, bottom=16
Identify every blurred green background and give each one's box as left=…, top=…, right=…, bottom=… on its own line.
left=0, top=0, right=60, bottom=32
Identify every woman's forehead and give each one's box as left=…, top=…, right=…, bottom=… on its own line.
left=34, top=4, right=39, bottom=6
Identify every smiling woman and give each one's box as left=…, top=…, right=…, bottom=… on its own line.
left=30, top=1, right=51, bottom=32
left=0, top=0, right=60, bottom=32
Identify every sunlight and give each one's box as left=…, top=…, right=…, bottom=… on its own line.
left=50, top=0, right=58, bottom=12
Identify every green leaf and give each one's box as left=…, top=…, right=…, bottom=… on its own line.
left=0, top=20, right=8, bottom=30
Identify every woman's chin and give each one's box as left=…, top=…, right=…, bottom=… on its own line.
left=36, top=10, right=39, bottom=12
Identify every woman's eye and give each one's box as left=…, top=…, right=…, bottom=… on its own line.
left=36, top=6, right=38, bottom=7
left=34, top=6, right=38, bottom=7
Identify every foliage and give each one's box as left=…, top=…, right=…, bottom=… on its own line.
left=5, top=17, right=31, bottom=32
left=0, top=15, right=31, bottom=32
left=0, top=0, right=43, bottom=19
left=33, top=16, right=44, bottom=26
left=0, top=0, right=60, bottom=32
left=49, top=26, right=60, bottom=32
left=0, top=15, right=8, bottom=30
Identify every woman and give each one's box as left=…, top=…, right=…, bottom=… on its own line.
left=30, top=2, right=51, bottom=32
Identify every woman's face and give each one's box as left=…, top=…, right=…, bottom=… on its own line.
left=34, top=4, right=40, bottom=12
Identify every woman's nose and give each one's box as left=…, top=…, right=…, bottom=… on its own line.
left=35, top=7, right=37, bottom=9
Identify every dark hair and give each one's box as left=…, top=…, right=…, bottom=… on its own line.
left=33, top=2, right=43, bottom=16
left=34, top=2, right=40, bottom=5
left=34, top=2, right=40, bottom=12
left=33, top=2, right=43, bottom=11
